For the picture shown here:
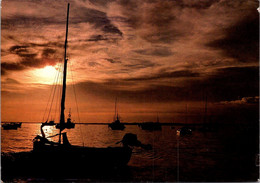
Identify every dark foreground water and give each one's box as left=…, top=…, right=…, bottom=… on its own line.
left=1, top=123, right=259, bottom=182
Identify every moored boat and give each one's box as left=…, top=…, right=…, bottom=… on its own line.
left=108, top=98, right=125, bottom=130
left=2, top=122, right=21, bottom=130
left=138, top=122, right=162, bottom=131
left=176, top=126, right=192, bottom=136
left=138, top=116, right=162, bottom=131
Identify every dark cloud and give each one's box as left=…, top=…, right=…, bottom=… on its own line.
left=2, top=45, right=61, bottom=75
left=125, top=70, right=200, bottom=81
left=29, top=41, right=64, bottom=49
left=134, top=47, right=173, bottom=57
left=104, top=58, right=121, bottom=63
left=87, top=35, right=108, bottom=42
left=118, top=0, right=182, bottom=43
left=102, top=24, right=123, bottom=36
left=188, top=66, right=259, bottom=102
left=72, top=6, right=122, bottom=36
left=77, top=66, right=259, bottom=103
left=207, top=10, right=258, bottom=63
left=2, top=78, right=21, bottom=84
left=41, top=48, right=56, bottom=58
left=88, top=61, right=101, bottom=67
left=117, top=0, right=220, bottom=44
left=2, top=2, right=122, bottom=38
left=2, top=15, right=61, bottom=30
left=123, top=60, right=156, bottom=70
left=89, top=0, right=116, bottom=7
left=9, top=45, right=28, bottom=53
left=1, top=62, right=25, bottom=72
left=178, top=0, right=220, bottom=9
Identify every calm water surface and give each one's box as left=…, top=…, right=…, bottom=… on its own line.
left=1, top=123, right=258, bottom=182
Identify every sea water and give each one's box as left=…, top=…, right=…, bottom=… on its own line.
left=1, top=123, right=259, bottom=182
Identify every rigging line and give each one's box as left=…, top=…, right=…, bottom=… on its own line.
left=48, top=66, right=59, bottom=119
left=54, top=63, right=63, bottom=122
left=42, top=63, right=61, bottom=122
left=67, top=59, right=80, bottom=123
left=68, top=59, right=84, bottom=145
left=42, top=71, right=58, bottom=122
left=47, top=63, right=63, bottom=121
left=57, top=63, right=63, bottom=121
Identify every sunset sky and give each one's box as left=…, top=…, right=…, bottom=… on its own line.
left=1, top=0, right=259, bottom=123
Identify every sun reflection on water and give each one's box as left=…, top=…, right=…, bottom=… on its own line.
left=41, top=125, right=60, bottom=142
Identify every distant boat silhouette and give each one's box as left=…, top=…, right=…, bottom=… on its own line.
left=2, top=122, right=21, bottom=130
left=176, top=104, right=192, bottom=135
left=138, top=115, right=162, bottom=131
left=108, top=98, right=125, bottom=130
left=15, top=122, right=22, bottom=128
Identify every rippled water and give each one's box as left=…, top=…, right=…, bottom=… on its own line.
left=1, top=123, right=259, bottom=182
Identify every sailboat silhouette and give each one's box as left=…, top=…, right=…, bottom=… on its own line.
left=2, top=4, right=152, bottom=178
left=32, top=3, right=133, bottom=166
left=108, top=97, right=125, bottom=130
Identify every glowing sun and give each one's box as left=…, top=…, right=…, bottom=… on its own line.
left=32, top=65, right=60, bottom=84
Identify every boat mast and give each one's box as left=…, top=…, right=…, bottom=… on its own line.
left=59, top=3, right=70, bottom=144
left=114, top=97, right=117, bottom=121
left=185, top=103, right=188, bottom=123
left=204, top=94, right=207, bottom=124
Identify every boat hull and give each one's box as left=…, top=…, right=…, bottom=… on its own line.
left=34, top=142, right=132, bottom=166
left=2, top=144, right=132, bottom=177
left=56, top=122, right=75, bottom=129
left=108, top=123, right=125, bottom=130
left=138, top=122, right=162, bottom=131
left=2, top=123, right=21, bottom=130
